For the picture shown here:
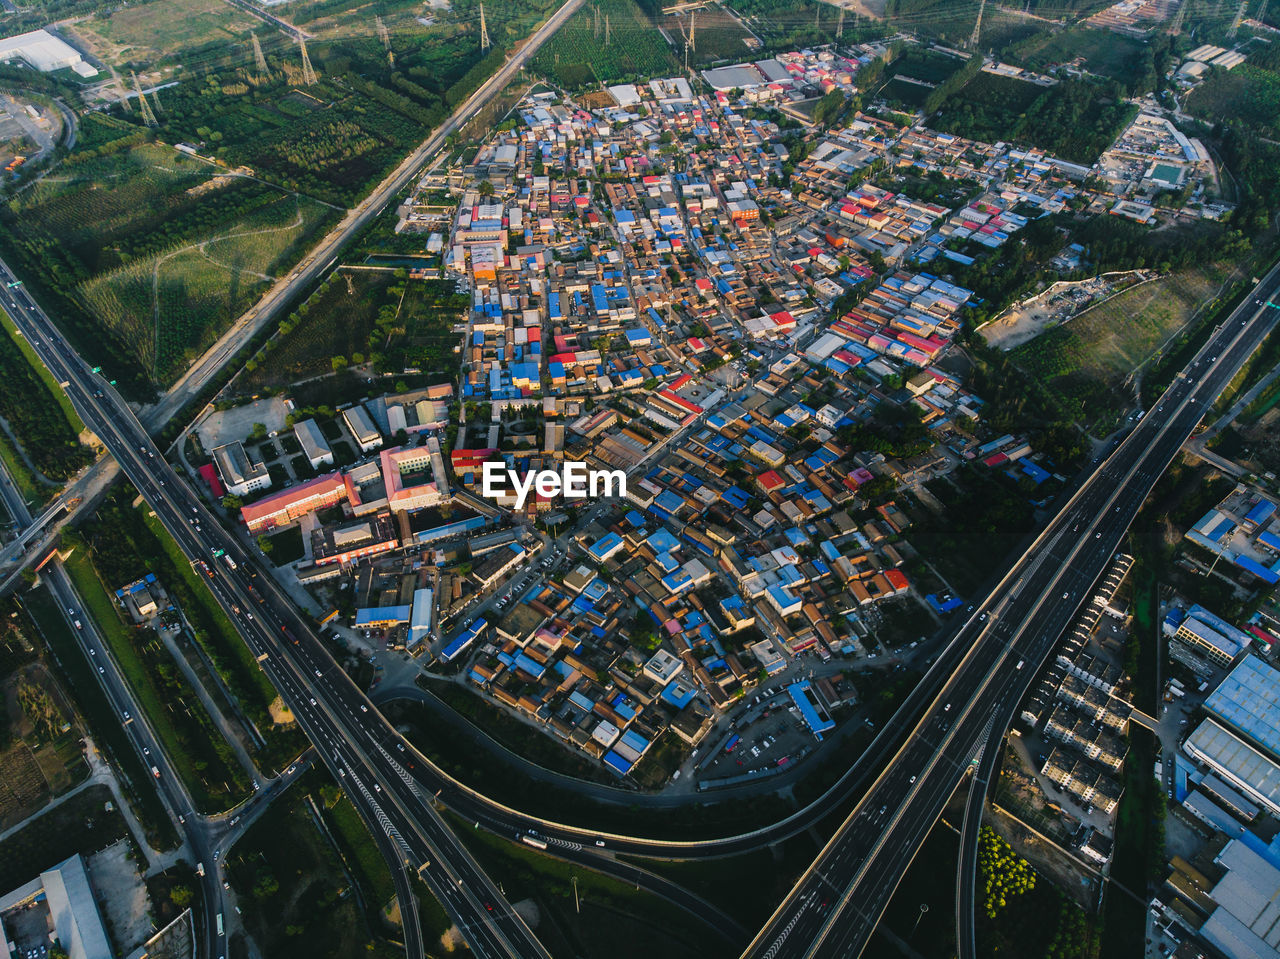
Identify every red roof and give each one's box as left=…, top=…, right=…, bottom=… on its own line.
left=885, top=569, right=910, bottom=591
left=758, top=470, right=785, bottom=492
left=198, top=463, right=225, bottom=498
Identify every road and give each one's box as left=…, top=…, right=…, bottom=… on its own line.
left=740, top=263, right=1280, bottom=959
left=0, top=263, right=550, bottom=959
left=0, top=0, right=590, bottom=590
left=151, top=0, right=589, bottom=419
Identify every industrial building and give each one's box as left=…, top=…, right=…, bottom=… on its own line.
left=0, top=29, right=96, bottom=76
left=0, top=854, right=111, bottom=959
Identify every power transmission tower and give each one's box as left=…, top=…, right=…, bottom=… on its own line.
left=1169, top=0, right=1186, bottom=34
left=479, top=2, right=491, bottom=51
left=1261, top=0, right=1271, bottom=25
left=151, top=86, right=163, bottom=115
left=376, top=15, right=393, bottom=67
left=132, top=72, right=157, bottom=128
left=298, top=35, right=317, bottom=85
left=605, top=15, right=611, bottom=44
left=593, top=4, right=600, bottom=39
left=970, top=0, right=987, bottom=47
left=1229, top=0, right=1247, bottom=35
left=251, top=31, right=268, bottom=76
left=837, top=7, right=844, bottom=38
left=690, top=8, right=696, bottom=51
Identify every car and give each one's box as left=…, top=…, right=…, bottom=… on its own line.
left=66, top=606, right=74, bottom=615
left=484, top=902, right=493, bottom=912
left=223, top=880, right=230, bottom=890
left=122, top=710, right=130, bottom=720
left=910, top=775, right=916, bottom=783
left=98, top=666, right=104, bottom=674
left=595, top=839, right=606, bottom=847
left=314, top=669, right=322, bottom=677
left=373, top=783, right=381, bottom=792
left=1063, top=592, right=1069, bottom=599
left=143, top=747, right=150, bottom=756
left=213, top=850, right=219, bottom=861
left=396, top=742, right=405, bottom=752
left=359, top=705, right=368, bottom=713
left=1096, top=532, right=1102, bottom=538
left=878, top=805, right=887, bottom=815
left=309, top=697, right=316, bottom=705
left=89, top=648, right=95, bottom=656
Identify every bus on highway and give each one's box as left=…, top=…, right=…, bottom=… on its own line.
left=216, top=913, right=223, bottom=937
left=521, top=834, right=548, bottom=850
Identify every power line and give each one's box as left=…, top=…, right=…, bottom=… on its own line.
left=132, top=71, right=157, bottom=128
left=251, top=31, right=268, bottom=76
left=298, top=35, right=317, bottom=85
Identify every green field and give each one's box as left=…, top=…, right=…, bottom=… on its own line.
left=1004, top=26, right=1156, bottom=88
left=2, top=143, right=335, bottom=391
left=69, top=0, right=259, bottom=65
left=228, top=771, right=401, bottom=959
left=533, top=0, right=679, bottom=88
left=238, top=273, right=464, bottom=394
left=1010, top=263, right=1230, bottom=430
left=662, top=5, right=757, bottom=65
left=1187, top=63, right=1280, bottom=138
left=931, top=73, right=1136, bottom=164
left=78, top=193, right=331, bottom=382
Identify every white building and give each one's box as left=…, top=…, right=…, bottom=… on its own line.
left=0, top=29, right=97, bottom=76
left=213, top=442, right=270, bottom=497
left=294, top=418, right=334, bottom=469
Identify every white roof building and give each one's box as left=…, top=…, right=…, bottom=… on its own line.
left=0, top=854, right=112, bottom=959
left=0, top=29, right=96, bottom=76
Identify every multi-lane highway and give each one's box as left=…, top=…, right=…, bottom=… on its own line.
left=741, top=263, right=1280, bottom=959
left=0, top=263, right=553, bottom=959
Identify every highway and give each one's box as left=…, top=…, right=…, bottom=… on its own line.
left=740, top=263, right=1280, bottom=959
left=0, top=264, right=550, bottom=959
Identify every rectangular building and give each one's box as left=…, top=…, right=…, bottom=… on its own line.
left=213, top=442, right=270, bottom=497
left=294, top=418, right=334, bottom=469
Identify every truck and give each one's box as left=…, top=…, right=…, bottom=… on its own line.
left=724, top=734, right=741, bottom=753
left=223, top=555, right=237, bottom=571
left=150, top=766, right=160, bottom=779
left=521, top=834, right=548, bottom=850
left=216, top=914, right=224, bottom=937
left=195, top=862, right=205, bottom=877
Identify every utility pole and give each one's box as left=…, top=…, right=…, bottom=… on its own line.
left=251, top=31, right=268, bottom=77
left=132, top=71, right=156, bottom=128
left=572, top=875, right=579, bottom=914
left=376, top=15, right=393, bottom=67
left=298, top=35, right=317, bottom=85
left=1229, top=0, right=1248, bottom=36
left=970, top=0, right=987, bottom=48
left=479, top=2, right=491, bottom=51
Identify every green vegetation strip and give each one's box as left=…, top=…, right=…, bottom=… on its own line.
left=61, top=548, right=249, bottom=812
left=23, top=585, right=178, bottom=851
left=137, top=505, right=306, bottom=772
left=0, top=306, right=85, bottom=433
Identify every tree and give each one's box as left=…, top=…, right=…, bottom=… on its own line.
left=478, top=179, right=495, bottom=197
left=170, top=885, right=193, bottom=908
left=257, top=534, right=273, bottom=555
left=220, top=494, right=242, bottom=510
left=249, top=422, right=267, bottom=441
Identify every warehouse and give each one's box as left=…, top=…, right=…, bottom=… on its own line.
left=0, top=29, right=97, bottom=76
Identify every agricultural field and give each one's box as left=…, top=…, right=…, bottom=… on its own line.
left=724, top=0, right=861, bottom=50
left=662, top=4, right=759, bottom=65
left=66, top=0, right=260, bottom=67
left=78, top=193, right=332, bottom=383
left=1187, top=63, right=1280, bottom=139
left=1003, top=26, right=1155, bottom=87
left=0, top=784, right=131, bottom=894
left=0, top=744, right=47, bottom=827
left=533, top=0, right=680, bottom=88
left=2, top=142, right=335, bottom=392
left=237, top=273, right=465, bottom=394
left=931, top=73, right=1136, bottom=164
left=237, top=270, right=395, bottom=392
left=1010, top=263, right=1232, bottom=430
left=877, top=48, right=965, bottom=107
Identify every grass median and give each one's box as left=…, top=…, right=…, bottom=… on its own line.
left=60, top=546, right=250, bottom=813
